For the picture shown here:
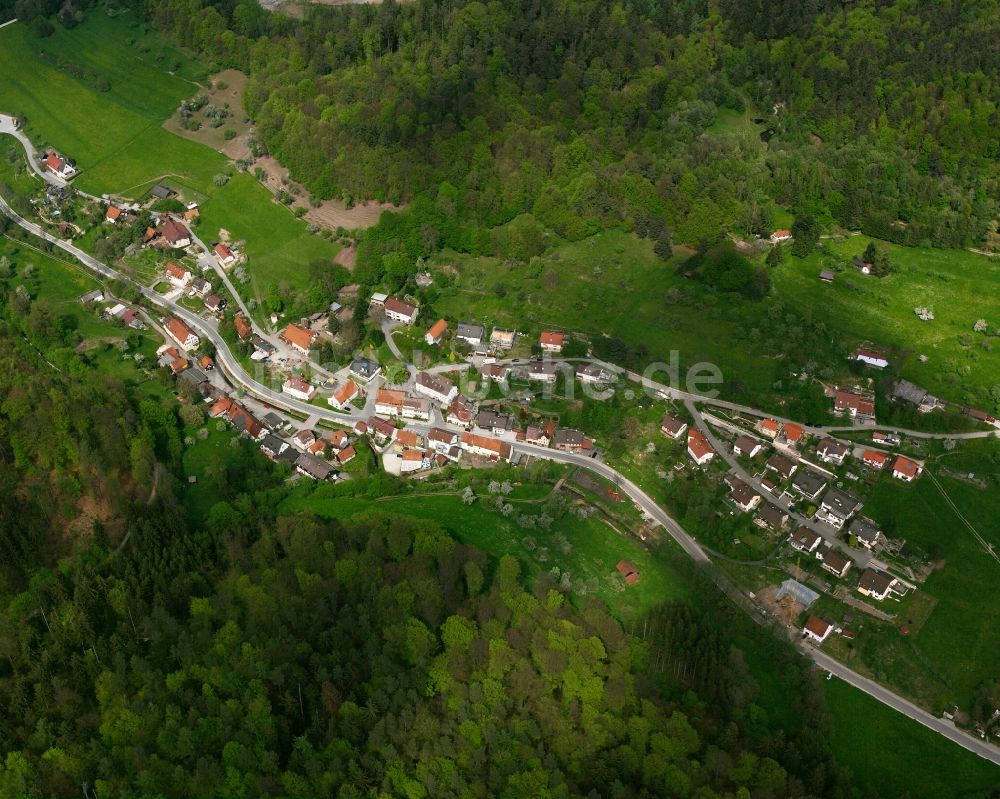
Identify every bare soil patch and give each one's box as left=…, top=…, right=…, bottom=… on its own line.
left=334, top=243, right=357, bottom=269
left=163, top=69, right=252, bottom=155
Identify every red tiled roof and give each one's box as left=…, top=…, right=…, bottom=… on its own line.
left=782, top=422, right=804, bottom=442
left=893, top=456, right=920, bottom=478
left=161, top=219, right=190, bottom=245
left=396, top=429, right=420, bottom=448
left=214, top=243, right=234, bottom=260
left=280, top=323, right=317, bottom=351
left=687, top=428, right=713, bottom=460
left=105, top=206, right=122, bottom=221
left=760, top=418, right=780, bottom=433
left=333, top=380, right=359, bottom=405
left=426, top=319, right=448, bottom=339
left=863, top=450, right=888, bottom=467
left=337, top=445, right=356, bottom=463
left=165, top=317, right=194, bottom=343
left=540, top=330, right=565, bottom=347
left=234, top=315, right=252, bottom=340
left=384, top=297, right=417, bottom=317
left=165, top=261, right=188, bottom=279
left=805, top=615, right=831, bottom=638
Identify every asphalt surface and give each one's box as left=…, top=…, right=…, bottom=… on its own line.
left=1, top=129, right=998, bottom=767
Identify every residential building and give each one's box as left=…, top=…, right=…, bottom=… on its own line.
left=234, top=314, right=252, bottom=340
left=210, top=397, right=234, bottom=418
left=551, top=428, right=593, bottom=453
left=350, top=357, right=382, bottom=383
left=293, top=429, right=317, bottom=451
left=482, top=363, right=512, bottom=382
left=758, top=418, right=780, bottom=439
left=782, top=423, right=805, bottom=446
left=415, top=371, right=458, bottom=405
left=394, top=429, right=423, bottom=450
left=424, top=319, right=448, bottom=345
left=539, top=331, right=565, bottom=353
left=282, top=376, right=317, bottom=401
left=336, top=446, right=356, bottom=465
left=892, top=455, right=922, bottom=481
left=857, top=568, right=898, bottom=601
left=575, top=364, right=607, bottom=384
left=295, top=452, right=336, bottom=481
left=189, top=276, right=212, bottom=297
left=165, top=318, right=199, bottom=351
left=401, top=396, right=432, bottom=421
left=459, top=432, right=513, bottom=462
left=834, top=390, right=875, bottom=419
left=214, top=243, right=236, bottom=266
left=765, top=453, right=798, bottom=480
left=475, top=410, right=517, bottom=437
left=728, top=477, right=762, bottom=513
left=149, top=184, right=173, bottom=200
left=490, top=328, right=516, bottom=349
left=817, top=486, right=862, bottom=528
left=788, top=525, right=822, bottom=554
left=854, top=348, right=889, bottom=369
left=279, top=323, right=318, bottom=356
left=45, top=151, right=76, bottom=179
left=893, top=379, right=941, bottom=413
left=850, top=516, right=882, bottom=550
left=524, top=420, right=555, bottom=447
left=733, top=434, right=763, bottom=458
left=368, top=416, right=396, bottom=445
left=817, top=438, right=849, bottom=466
left=455, top=323, right=485, bottom=346
left=862, top=450, right=888, bottom=470
left=105, top=206, right=123, bottom=224
left=755, top=503, right=789, bottom=532
left=770, top=229, right=792, bottom=243
left=327, top=430, right=349, bottom=450
left=369, top=292, right=388, bottom=306
left=659, top=414, right=687, bottom=440
left=527, top=359, right=558, bottom=382
left=687, top=428, right=714, bottom=465
left=818, top=546, right=852, bottom=578
left=873, top=431, right=900, bottom=446
left=428, top=428, right=460, bottom=458
left=199, top=355, right=214, bottom=371
left=446, top=396, right=475, bottom=427
left=792, top=469, right=827, bottom=500
left=259, top=434, right=288, bottom=460
left=384, top=297, right=419, bottom=324
left=329, top=380, right=361, bottom=410
left=375, top=389, right=406, bottom=417
left=178, top=367, right=208, bottom=389
left=803, top=616, right=833, bottom=644
left=165, top=261, right=192, bottom=287
left=161, top=219, right=192, bottom=248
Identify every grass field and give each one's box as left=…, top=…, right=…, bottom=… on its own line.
left=824, top=678, right=1000, bottom=798
left=774, top=237, right=1000, bottom=404
left=278, top=485, right=686, bottom=621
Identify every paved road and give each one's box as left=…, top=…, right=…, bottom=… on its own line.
left=0, top=114, right=66, bottom=188
left=2, top=143, right=999, bottom=767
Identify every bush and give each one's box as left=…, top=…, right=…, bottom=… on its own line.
left=223, top=129, right=237, bottom=141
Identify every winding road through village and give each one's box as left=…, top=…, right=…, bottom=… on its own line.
left=1, top=118, right=998, bottom=768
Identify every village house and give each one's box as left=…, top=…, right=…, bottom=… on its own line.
left=259, top=433, right=289, bottom=460
left=765, top=453, right=798, bottom=480
left=527, top=359, right=558, bottom=383
left=757, top=418, right=780, bottom=439
left=234, top=314, right=252, bottom=340
left=178, top=366, right=208, bottom=390
left=659, top=413, right=688, bottom=440
left=803, top=615, right=833, bottom=644
left=328, top=380, right=361, bottom=410
left=524, top=420, right=555, bottom=447
left=336, top=446, right=357, bottom=465
left=834, top=389, right=875, bottom=419
left=455, top=323, right=485, bottom=346
left=893, top=379, right=942, bottom=413
left=892, top=455, right=922, bottom=481
left=781, top=422, right=805, bottom=446
left=490, top=328, right=516, bottom=349
left=816, top=486, right=862, bottom=529
left=616, top=560, right=640, bottom=586
left=367, top=416, right=397, bottom=445
left=475, top=410, right=517, bottom=437
left=199, top=355, right=214, bottom=371
left=369, top=292, right=388, bottom=307
left=165, top=261, right=192, bottom=288
left=551, top=428, right=593, bottom=454
left=769, top=229, right=792, bottom=244
left=161, top=219, right=192, bottom=248
left=755, top=502, right=790, bottom=532
left=189, top=276, right=212, bottom=297
left=227, top=404, right=264, bottom=440
left=295, top=452, right=336, bottom=481
left=282, top=376, right=317, bottom=401
left=727, top=477, right=762, bottom=513
left=120, top=308, right=144, bottom=330
left=165, top=318, right=199, bottom=351
left=105, top=205, right=123, bottom=224
left=401, top=396, right=432, bottom=421
left=460, top=432, right=513, bottom=462
left=157, top=344, right=187, bottom=374
left=279, top=323, right=319, bottom=356
left=204, top=294, right=226, bottom=314
left=424, top=319, right=448, bottom=345
left=854, top=348, right=889, bottom=369
left=210, top=397, right=234, bottom=418
left=539, top=330, right=565, bottom=353
left=308, top=438, right=329, bottom=458
left=214, top=243, right=237, bottom=266
left=873, top=430, right=900, bottom=446
left=817, top=438, right=849, bottom=466
left=394, top=429, right=423, bottom=451
left=792, top=469, right=827, bottom=499
left=687, top=428, right=714, bottom=466
left=788, top=525, right=823, bottom=555
left=575, top=364, right=608, bottom=385
left=446, top=396, right=475, bottom=427
left=384, top=297, right=419, bottom=325
left=428, top=428, right=461, bottom=460
left=818, top=546, right=852, bottom=578
left=415, top=371, right=458, bottom=405
left=350, top=357, right=382, bottom=383
left=183, top=207, right=199, bottom=223
left=862, top=450, right=888, bottom=470
left=293, top=429, right=317, bottom=451
left=850, top=516, right=882, bottom=550
left=44, top=151, right=76, bottom=179
left=482, top=363, right=512, bottom=382
left=857, top=568, right=899, bottom=601
left=149, top=184, right=174, bottom=200
left=733, top=433, right=764, bottom=458
left=251, top=335, right=276, bottom=361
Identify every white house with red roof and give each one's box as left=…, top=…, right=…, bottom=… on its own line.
left=539, top=330, right=565, bottom=353
left=862, top=450, right=888, bottom=470
left=803, top=615, right=833, bottom=644
left=769, top=229, right=792, bottom=244
left=214, top=243, right=237, bottom=266
left=384, top=297, right=419, bottom=324
left=282, top=376, right=317, bottom=401
left=105, top=206, right=123, bottom=224
left=164, top=318, right=199, bottom=351
left=165, top=261, right=192, bottom=288
left=44, top=151, right=76, bottom=179
left=892, top=455, right=922, bottom=481
left=687, top=428, right=714, bottom=465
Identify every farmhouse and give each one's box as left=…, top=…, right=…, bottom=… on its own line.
left=818, top=547, right=852, bottom=578
left=660, top=414, right=688, bottom=440
left=234, top=314, right=252, bottom=340
left=862, top=450, right=888, bottom=470
left=527, top=359, right=558, bottom=382
left=165, top=261, right=192, bottom=287
left=280, top=323, right=318, bottom=356
left=79, top=289, right=104, bottom=304
left=424, top=319, right=448, bottom=345
left=214, top=243, right=236, bottom=266
left=892, top=455, right=922, bottom=481
left=765, top=453, right=798, bottom=480
left=817, top=438, right=849, bottom=466
left=282, top=376, right=317, bottom=401
left=803, top=616, right=833, bottom=644
left=157, top=345, right=187, bottom=374
left=816, top=486, right=862, bottom=529
left=857, top=568, right=899, bottom=601
left=475, top=410, right=517, bottom=437
left=539, top=331, right=565, bottom=352
left=524, top=420, right=555, bottom=447
left=384, top=297, right=419, bottom=324
left=149, top=184, right=174, bottom=200
left=164, top=318, right=199, bottom=351
left=455, top=322, right=485, bottom=346
left=459, top=432, right=513, bottom=462
left=728, top=477, right=762, bottom=512
left=161, top=219, right=192, bottom=248
left=893, top=379, right=941, bottom=413
left=328, top=380, right=361, bottom=410
left=788, top=525, right=822, bottom=554
left=350, top=357, right=381, bottom=383
left=854, top=348, right=889, bottom=369
left=415, top=372, right=458, bottom=405
left=687, top=428, right=714, bottom=465
left=490, top=328, right=516, bottom=349
left=850, top=516, right=882, bottom=550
